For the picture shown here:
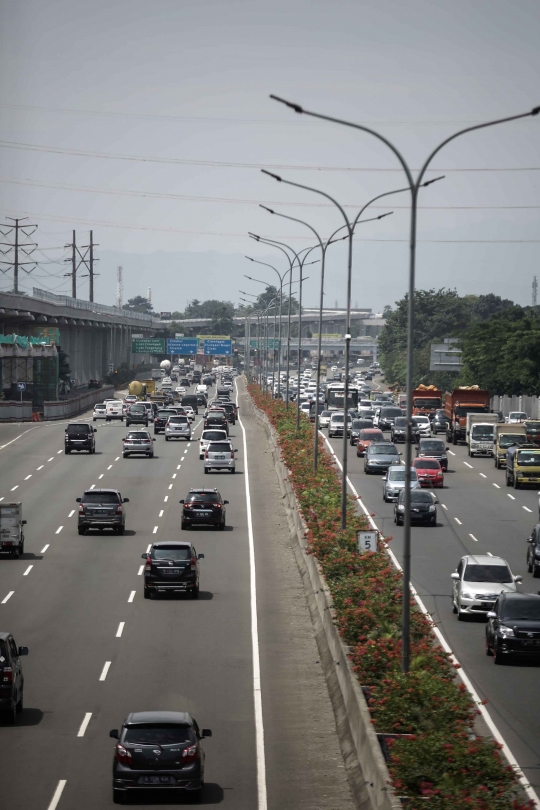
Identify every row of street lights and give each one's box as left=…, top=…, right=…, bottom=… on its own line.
left=244, top=96, right=539, bottom=673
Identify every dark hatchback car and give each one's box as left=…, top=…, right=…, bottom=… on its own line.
left=0, top=632, right=28, bottom=723
left=180, top=489, right=228, bottom=531
left=391, top=416, right=420, bottom=444
left=204, top=413, right=229, bottom=435
left=349, top=418, right=375, bottom=445
left=527, top=524, right=540, bottom=578
left=76, top=489, right=129, bottom=535
left=154, top=409, right=181, bottom=434
left=110, top=711, right=211, bottom=804
left=486, top=592, right=540, bottom=663
left=65, top=422, right=97, bottom=454
left=364, top=442, right=401, bottom=474
left=142, top=541, right=204, bottom=599
left=126, top=403, right=149, bottom=427
left=394, top=488, right=438, bottom=526
left=432, top=409, right=450, bottom=434
left=416, top=438, right=450, bottom=471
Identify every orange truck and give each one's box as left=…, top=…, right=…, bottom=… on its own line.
left=444, top=386, right=490, bottom=445
left=412, top=385, right=442, bottom=418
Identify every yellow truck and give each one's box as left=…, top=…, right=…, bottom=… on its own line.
left=505, top=444, right=540, bottom=489
left=141, top=379, right=155, bottom=396
left=493, top=424, right=527, bottom=469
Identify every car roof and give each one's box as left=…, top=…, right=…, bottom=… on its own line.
left=125, top=711, right=193, bottom=727
left=152, top=541, right=191, bottom=549
left=84, top=488, right=120, bottom=494
left=0, top=631, right=11, bottom=641
left=462, top=554, right=508, bottom=566
left=499, top=592, right=540, bottom=601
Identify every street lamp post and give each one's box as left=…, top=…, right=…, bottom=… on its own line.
left=270, top=92, right=539, bottom=673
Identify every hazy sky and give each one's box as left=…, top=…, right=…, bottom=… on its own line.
left=1, top=0, right=539, bottom=313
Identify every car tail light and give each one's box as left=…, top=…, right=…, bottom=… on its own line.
left=78, top=504, right=85, bottom=514
left=116, top=504, right=123, bottom=514
left=182, top=743, right=198, bottom=763
left=145, top=554, right=152, bottom=572
left=205, top=450, right=209, bottom=459
left=2, top=667, right=13, bottom=684
left=190, top=556, right=196, bottom=571
left=183, top=503, right=192, bottom=509
left=230, top=449, right=235, bottom=459
left=116, top=743, right=133, bottom=766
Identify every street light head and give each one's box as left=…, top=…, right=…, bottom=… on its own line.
left=378, top=211, right=393, bottom=220
left=532, top=106, right=540, bottom=116
left=422, top=175, right=445, bottom=187
left=245, top=255, right=254, bottom=261
left=259, top=204, right=275, bottom=214
left=261, top=169, right=282, bottom=182
left=269, top=94, right=304, bottom=114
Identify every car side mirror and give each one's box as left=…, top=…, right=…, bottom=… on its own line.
left=76, top=497, right=81, bottom=503
left=446, top=447, right=450, bottom=451
left=224, top=500, right=229, bottom=505
left=527, top=538, right=534, bottom=544
left=22, top=519, right=27, bottom=525
left=198, top=553, right=205, bottom=559
left=94, top=428, right=97, bottom=432
left=109, top=729, right=119, bottom=739
left=152, top=438, right=156, bottom=442
left=201, top=728, right=212, bottom=738
left=179, top=499, right=185, bottom=504
left=123, top=498, right=129, bottom=503
left=433, top=499, right=439, bottom=504
left=18, top=646, right=28, bottom=656
left=486, top=611, right=497, bottom=619
left=451, top=572, right=460, bottom=580
left=515, top=575, right=523, bottom=582
left=141, top=553, right=147, bottom=559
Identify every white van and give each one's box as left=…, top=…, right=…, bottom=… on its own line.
left=105, top=400, right=124, bottom=422
left=196, top=384, right=208, bottom=394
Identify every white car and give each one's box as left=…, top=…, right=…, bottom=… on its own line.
left=506, top=411, right=528, bottom=423
left=196, top=384, right=208, bottom=394
left=451, top=554, right=522, bottom=619
left=183, top=405, right=195, bottom=422
left=176, top=386, right=186, bottom=394
left=106, top=400, right=124, bottom=421
left=199, top=428, right=228, bottom=459
left=92, top=403, right=107, bottom=421
left=318, top=410, right=332, bottom=429
left=161, top=378, right=173, bottom=390
left=300, top=402, right=311, bottom=417
left=411, top=415, right=431, bottom=438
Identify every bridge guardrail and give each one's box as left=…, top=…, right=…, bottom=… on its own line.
left=44, top=386, right=115, bottom=421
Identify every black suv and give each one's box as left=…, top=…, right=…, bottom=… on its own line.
left=180, top=489, right=228, bottom=531
left=110, top=711, right=211, bottom=804
left=142, top=541, right=204, bottom=599
left=391, top=416, right=420, bottom=444
left=432, top=409, right=450, bottom=434
left=527, top=524, right=540, bottom=577
left=126, top=403, right=149, bottom=427
left=377, top=407, right=403, bottom=431
left=0, top=632, right=28, bottom=723
left=218, top=401, right=236, bottom=424
left=154, top=408, right=181, bottom=434
left=65, top=423, right=97, bottom=454
left=486, top=592, right=540, bottom=663
left=76, top=489, right=129, bottom=535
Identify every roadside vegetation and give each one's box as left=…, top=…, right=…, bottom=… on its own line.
left=248, top=384, right=532, bottom=809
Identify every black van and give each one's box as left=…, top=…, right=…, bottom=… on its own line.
left=65, top=422, right=97, bottom=454
left=181, top=394, right=199, bottom=414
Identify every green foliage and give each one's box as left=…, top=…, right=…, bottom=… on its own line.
left=123, top=295, right=153, bottom=314
left=58, top=349, right=71, bottom=382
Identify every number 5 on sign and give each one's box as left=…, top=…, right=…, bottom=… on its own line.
left=357, top=531, right=377, bottom=553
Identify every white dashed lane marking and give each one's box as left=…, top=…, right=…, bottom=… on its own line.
left=441, top=504, right=448, bottom=510
left=1, top=591, right=14, bottom=604
left=99, top=661, right=111, bottom=681
left=159, top=510, right=164, bottom=517
left=68, top=510, right=75, bottom=517
left=77, top=713, right=92, bottom=738
left=47, top=457, right=54, bottom=462
left=23, top=565, right=33, bottom=576
left=523, top=506, right=533, bottom=513
left=46, top=780, right=67, bottom=810
left=493, top=483, right=500, bottom=489
left=24, top=475, right=32, bottom=480
left=36, top=465, right=44, bottom=471
left=128, top=590, right=136, bottom=603
left=10, top=486, right=18, bottom=491
left=56, top=526, right=63, bottom=534
left=454, top=518, right=462, bottom=525
left=508, top=494, right=515, bottom=500
left=137, top=565, right=144, bottom=576
left=447, top=450, right=456, bottom=456
left=463, top=462, right=473, bottom=469
left=164, top=496, right=168, bottom=502
left=41, top=544, right=49, bottom=553
left=153, top=526, right=158, bottom=534
left=116, top=622, right=125, bottom=638
left=479, top=473, right=487, bottom=478
left=469, top=534, right=479, bottom=542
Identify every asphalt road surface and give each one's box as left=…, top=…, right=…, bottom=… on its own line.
left=326, top=374, right=540, bottom=798
left=0, top=378, right=354, bottom=810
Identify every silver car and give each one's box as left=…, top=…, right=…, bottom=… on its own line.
left=204, top=441, right=237, bottom=474
left=142, top=402, right=155, bottom=423
left=451, top=554, right=522, bottom=619
left=122, top=430, right=156, bottom=458
left=318, top=410, right=332, bottom=429
left=382, top=467, right=420, bottom=502
left=165, top=416, right=191, bottom=441
left=199, top=428, right=228, bottom=459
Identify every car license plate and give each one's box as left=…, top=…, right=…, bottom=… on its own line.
left=522, top=640, right=540, bottom=647
left=163, top=569, right=180, bottom=575
left=95, top=509, right=107, bottom=514
left=140, top=775, right=175, bottom=785
left=197, top=511, right=212, bottom=517
left=215, top=455, right=225, bottom=459
left=480, top=601, right=494, bottom=609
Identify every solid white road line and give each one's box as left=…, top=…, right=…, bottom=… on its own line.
left=469, top=534, right=479, bottom=542
left=137, top=565, right=144, bottom=576
left=36, top=465, right=44, bottom=470
left=10, top=486, right=18, bottom=491
left=1, top=591, right=14, bottom=604
left=447, top=449, right=456, bottom=455
left=56, top=526, right=63, bottom=534
left=77, top=712, right=92, bottom=738
left=23, top=565, right=33, bottom=576
left=463, top=462, right=473, bottom=468
left=507, top=494, right=515, bottom=500
left=41, top=544, right=49, bottom=553
left=159, top=510, right=164, bottom=517
left=164, top=495, right=168, bottom=502
left=153, top=526, right=158, bottom=534
left=128, top=590, right=136, bottom=602
left=99, top=661, right=111, bottom=681
left=493, top=483, right=500, bottom=489
left=237, top=384, right=267, bottom=810
left=454, top=517, right=462, bottom=525
left=523, top=506, right=533, bottom=513
left=46, top=780, right=67, bottom=810
left=116, top=622, right=125, bottom=638
left=319, top=430, right=539, bottom=806
left=24, top=475, right=32, bottom=480
left=480, top=473, right=487, bottom=478
left=68, top=509, right=75, bottom=517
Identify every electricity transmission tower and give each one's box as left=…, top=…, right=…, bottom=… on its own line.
left=79, top=231, right=99, bottom=302
left=64, top=230, right=98, bottom=300
left=0, top=217, right=38, bottom=293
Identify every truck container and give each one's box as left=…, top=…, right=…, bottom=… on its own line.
left=444, top=387, right=490, bottom=445
left=160, top=360, right=171, bottom=372
left=505, top=443, right=540, bottom=489
left=493, top=424, right=527, bottom=469
left=0, top=503, right=26, bottom=557
left=140, top=379, right=156, bottom=396
left=466, top=413, right=498, bottom=457
left=128, top=380, right=146, bottom=399
left=151, top=368, right=162, bottom=380
left=412, top=385, right=442, bottom=417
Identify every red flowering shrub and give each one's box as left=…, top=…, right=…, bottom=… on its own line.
left=248, top=384, right=527, bottom=809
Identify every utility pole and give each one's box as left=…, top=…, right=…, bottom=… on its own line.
left=0, top=217, right=38, bottom=293
left=80, top=230, right=99, bottom=302
left=116, top=266, right=123, bottom=308
left=66, top=230, right=98, bottom=300
left=533, top=276, right=538, bottom=307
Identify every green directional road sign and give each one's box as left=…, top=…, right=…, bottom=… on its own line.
left=131, top=338, right=165, bottom=354
left=249, top=338, right=280, bottom=349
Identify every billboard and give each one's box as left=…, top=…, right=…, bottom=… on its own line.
left=203, top=339, right=232, bottom=356
left=196, top=334, right=230, bottom=341
left=160, top=311, right=172, bottom=320
left=167, top=338, right=198, bottom=355
left=131, top=338, right=165, bottom=354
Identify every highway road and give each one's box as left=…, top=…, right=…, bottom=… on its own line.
left=0, top=377, right=354, bottom=810
left=326, top=374, right=540, bottom=797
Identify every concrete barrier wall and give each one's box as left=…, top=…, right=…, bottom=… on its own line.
left=0, top=401, right=33, bottom=422
left=44, top=386, right=115, bottom=421
left=491, top=395, right=540, bottom=419
left=250, top=401, right=399, bottom=810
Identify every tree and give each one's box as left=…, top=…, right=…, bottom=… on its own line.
left=123, top=296, right=153, bottom=314
left=58, top=350, right=71, bottom=382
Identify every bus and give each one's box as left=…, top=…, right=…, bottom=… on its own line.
left=326, top=384, right=359, bottom=411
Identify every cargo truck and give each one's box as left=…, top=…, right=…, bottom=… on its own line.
left=505, top=444, right=540, bottom=489
left=140, top=379, right=155, bottom=396
left=444, top=387, right=490, bottom=445
left=493, top=424, right=527, bottom=469
left=151, top=368, right=162, bottom=380
left=0, top=503, right=26, bottom=557
left=466, top=413, right=498, bottom=457
left=412, top=385, right=442, bottom=418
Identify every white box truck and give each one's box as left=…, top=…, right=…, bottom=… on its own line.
left=0, top=503, right=26, bottom=557
left=466, top=413, right=498, bottom=457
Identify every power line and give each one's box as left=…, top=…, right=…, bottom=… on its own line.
left=1, top=139, right=539, bottom=173
left=2, top=175, right=539, bottom=209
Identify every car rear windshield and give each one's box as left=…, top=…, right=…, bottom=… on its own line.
left=67, top=424, right=90, bottom=434
left=169, top=416, right=188, bottom=424
left=331, top=414, right=344, bottom=423
left=501, top=599, right=540, bottom=621
left=370, top=444, right=398, bottom=455
left=208, top=443, right=231, bottom=452
left=407, top=491, right=434, bottom=503
left=415, top=460, right=440, bottom=469
left=412, top=416, right=430, bottom=425
left=419, top=441, right=445, bottom=453
left=202, top=431, right=227, bottom=441
left=381, top=408, right=402, bottom=416
left=157, top=410, right=175, bottom=418
left=124, top=725, right=194, bottom=745
left=129, top=405, right=145, bottom=412
left=187, top=493, right=218, bottom=503
left=94, top=404, right=105, bottom=410
left=463, top=564, right=512, bottom=583
left=394, top=417, right=407, bottom=427
left=82, top=492, right=120, bottom=504
left=359, top=430, right=383, bottom=440
left=127, top=432, right=149, bottom=439
left=152, top=546, right=191, bottom=561
left=388, top=469, right=418, bottom=482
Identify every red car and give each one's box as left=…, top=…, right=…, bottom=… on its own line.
left=412, top=457, right=444, bottom=488
left=356, top=428, right=385, bottom=457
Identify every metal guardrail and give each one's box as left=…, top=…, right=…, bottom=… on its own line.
left=32, top=288, right=153, bottom=323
